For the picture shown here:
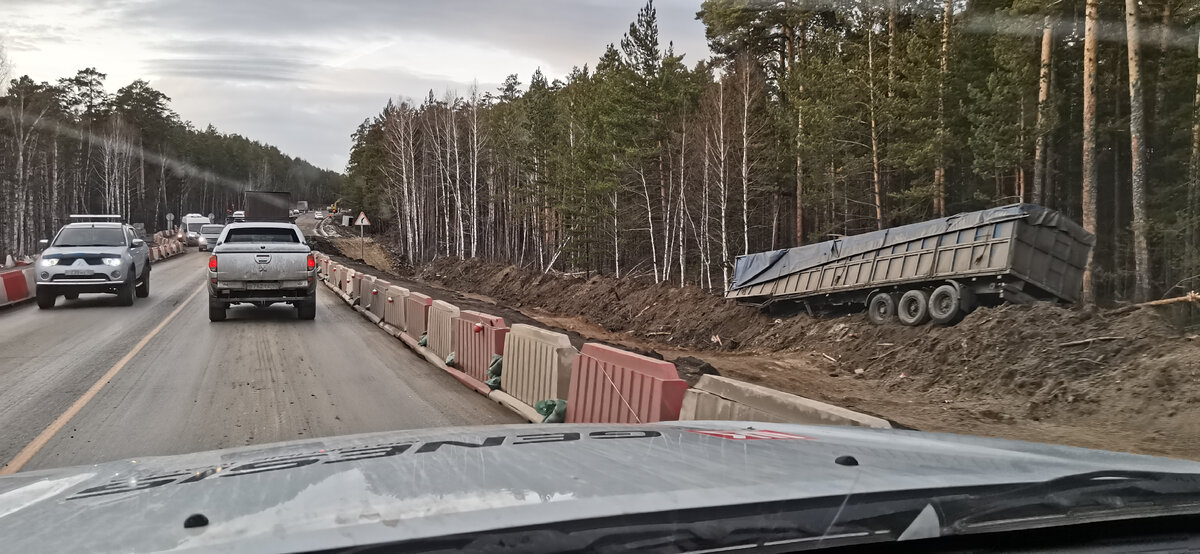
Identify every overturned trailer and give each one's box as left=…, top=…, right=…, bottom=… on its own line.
left=726, top=204, right=1094, bottom=326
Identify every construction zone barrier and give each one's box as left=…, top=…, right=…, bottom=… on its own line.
left=358, top=274, right=377, bottom=309
left=404, top=292, right=433, bottom=340
left=0, top=266, right=35, bottom=308
left=368, top=279, right=390, bottom=321
left=680, top=375, right=892, bottom=429
left=341, top=268, right=356, bottom=295
left=427, top=300, right=459, bottom=363
left=566, top=344, right=688, bottom=424
left=330, top=264, right=343, bottom=288
left=492, top=324, right=577, bottom=423
left=384, top=285, right=410, bottom=331
left=453, top=311, right=509, bottom=391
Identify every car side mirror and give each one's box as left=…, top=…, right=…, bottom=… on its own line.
left=38, top=239, right=49, bottom=249
left=131, top=239, right=145, bottom=248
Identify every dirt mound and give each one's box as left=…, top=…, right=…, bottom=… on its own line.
left=414, top=257, right=1200, bottom=442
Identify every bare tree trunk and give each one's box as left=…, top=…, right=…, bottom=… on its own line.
left=740, top=61, right=752, bottom=255
left=1125, top=0, right=1152, bottom=302
left=1033, top=15, right=1053, bottom=205
left=934, top=0, right=952, bottom=216
left=1189, top=30, right=1200, bottom=278
left=702, top=132, right=712, bottom=290
left=868, top=12, right=884, bottom=229
left=1081, top=0, right=1100, bottom=304
left=1153, top=0, right=1172, bottom=124
left=716, top=80, right=731, bottom=287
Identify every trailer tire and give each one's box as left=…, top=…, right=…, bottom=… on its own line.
left=928, top=284, right=963, bottom=325
left=867, top=293, right=898, bottom=325
left=897, top=289, right=930, bottom=326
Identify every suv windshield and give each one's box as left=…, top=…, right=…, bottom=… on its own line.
left=223, top=228, right=300, bottom=244
left=52, top=227, right=127, bottom=247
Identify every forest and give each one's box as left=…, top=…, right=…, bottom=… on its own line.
left=0, top=63, right=343, bottom=258
left=343, top=0, right=1199, bottom=304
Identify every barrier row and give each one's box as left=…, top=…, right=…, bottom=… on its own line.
left=0, top=266, right=36, bottom=308
left=149, top=240, right=185, bottom=262
left=312, top=252, right=891, bottom=428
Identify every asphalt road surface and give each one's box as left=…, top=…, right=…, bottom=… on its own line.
left=0, top=246, right=521, bottom=474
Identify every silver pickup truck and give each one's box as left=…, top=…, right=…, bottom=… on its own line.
left=207, top=222, right=316, bottom=322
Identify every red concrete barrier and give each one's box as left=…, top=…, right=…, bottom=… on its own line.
left=566, top=343, right=688, bottom=424
left=453, top=311, right=509, bottom=386
left=404, top=292, right=433, bottom=338
left=0, top=267, right=34, bottom=307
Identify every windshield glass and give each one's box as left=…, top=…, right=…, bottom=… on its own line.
left=5, top=1, right=1200, bottom=551
left=52, top=227, right=126, bottom=247
left=223, top=228, right=299, bottom=243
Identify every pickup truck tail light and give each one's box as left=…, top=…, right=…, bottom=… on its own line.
left=307, top=253, right=315, bottom=271
left=208, top=255, right=217, bottom=271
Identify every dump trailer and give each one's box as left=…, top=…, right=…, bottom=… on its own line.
left=244, top=191, right=293, bottom=222
left=726, top=204, right=1094, bottom=326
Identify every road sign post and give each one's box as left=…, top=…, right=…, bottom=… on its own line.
left=354, top=212, right=371, bottom=261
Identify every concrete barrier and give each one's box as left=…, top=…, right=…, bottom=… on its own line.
left=341, top=269, right=356, bottom=294
left=453, top=311, right=509, bottom=388
left=566, top=343, right=688, bottom=424
left=369, top=279, right=390, bottom=320
left=426, top=300, right=459, bottom=362
left=404, top=292, right=433, bottom=339
left=492, top=324, right=577, bottom=423
left=0, top=267, right=34, bottom=307
left=383, top=285, right=410, bottom=330
left=357, top=274, right=377, bottom=309
left=680, top=375, right=892, bottom=429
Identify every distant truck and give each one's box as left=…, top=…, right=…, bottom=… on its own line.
left=244, top=191, right=293, bottom=222
left=180, top=213, right=211, bottom=246
left=726, top=204, right=1094, bottom=326
left=294, top=200, right=308, bottom=212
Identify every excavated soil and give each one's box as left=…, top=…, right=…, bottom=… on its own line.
left=315, top=240, right=1200, bottom=460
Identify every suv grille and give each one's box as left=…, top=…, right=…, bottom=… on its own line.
left=54, top=255, right=108, bottom=266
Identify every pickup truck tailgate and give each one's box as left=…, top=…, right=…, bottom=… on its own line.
left=212, top=244, right=312, bottom=284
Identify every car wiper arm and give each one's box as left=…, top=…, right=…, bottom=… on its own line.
left=940, top=470, right=1200, bottom=534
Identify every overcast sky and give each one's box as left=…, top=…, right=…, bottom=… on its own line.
left=2, top=0, right=711, bottom=171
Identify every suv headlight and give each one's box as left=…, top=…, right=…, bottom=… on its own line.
left=39, top=258, right=59, bottom=267
left=101, top=257, right=123, bottom=267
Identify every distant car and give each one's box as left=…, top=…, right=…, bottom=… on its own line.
left=35, top=216, right=151, bottom=308
left=198, top=224, right=225, bottom=251
left=314, top=211, right=325, bottom=220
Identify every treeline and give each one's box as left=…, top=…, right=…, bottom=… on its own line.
left=0, top=66, right=343, bottom=257
left=344, top=0, right=1199, bottom=302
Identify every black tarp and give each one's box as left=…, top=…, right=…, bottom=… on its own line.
left=729, top=204, right=1093, bottom=291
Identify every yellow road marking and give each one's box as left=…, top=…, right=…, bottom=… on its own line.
left=0, top=284, right=206, bottom=475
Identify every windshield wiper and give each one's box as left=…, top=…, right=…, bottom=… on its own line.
left=938, top=470, right=1200, bottom=535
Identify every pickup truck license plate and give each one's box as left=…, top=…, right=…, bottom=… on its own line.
left=246, top=281, right=279, bottom=290
left=65, top=269, right=92, bottom=276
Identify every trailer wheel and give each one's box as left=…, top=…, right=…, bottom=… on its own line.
left=928, top=284, right=963, bottom=325
left=897, top=290, right=930, bottom=326
left=867, top=293, right=898, bottom=325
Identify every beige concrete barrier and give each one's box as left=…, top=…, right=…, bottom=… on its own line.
left=426, top=300, right=459, bottom=362
left=357, top=274, right=376, bottom=308
left=384, top=285, right=409, bottom=330
left=492, top=324, right=578, bottom=422
left=369, top=279, right=390, bottom=320
left=680, top=375, right=892, bottom=429
left=341, top=269, right=356, bottom=294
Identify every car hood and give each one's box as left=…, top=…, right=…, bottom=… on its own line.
left=41, top=246, right=128, bottom=258
left=2, top=421, right=1198, bottom=552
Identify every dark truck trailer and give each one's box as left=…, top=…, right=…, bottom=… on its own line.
left=726, top=204, right=1094, bottom=326
left=244, top=191, right=294, bottom=222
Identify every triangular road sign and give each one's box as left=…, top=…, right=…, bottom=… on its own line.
left=354, top=211, right=370, bottom=226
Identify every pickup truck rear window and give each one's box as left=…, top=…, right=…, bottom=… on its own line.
left=224, top=228, right=300, bottom=244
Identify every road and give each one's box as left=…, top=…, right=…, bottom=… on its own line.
left=0, top=241, right=521, bottom=474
